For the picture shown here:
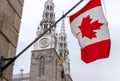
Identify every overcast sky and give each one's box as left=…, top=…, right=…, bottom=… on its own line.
left=13, top=0, right=120, bottom=81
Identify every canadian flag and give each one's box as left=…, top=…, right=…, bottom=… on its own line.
left=69, top=0, right=111, bottom=63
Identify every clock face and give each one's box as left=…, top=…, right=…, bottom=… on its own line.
left=39, top=38, right=50, bottom=48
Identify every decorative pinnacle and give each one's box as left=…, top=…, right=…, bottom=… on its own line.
left=61, top=19, right=65, bottom=33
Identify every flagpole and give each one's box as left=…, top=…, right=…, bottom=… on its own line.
left=0, top=0, right=84, bottom=73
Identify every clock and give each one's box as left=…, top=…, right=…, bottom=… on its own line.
left=39, top=38, right=50, bottom=48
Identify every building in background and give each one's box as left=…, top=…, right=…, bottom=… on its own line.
left=12, top=0, right=72, bottom=81
left=12, top=69, right=29, bottom=81
left=29, top=0, right=72, bottom=81
left=12, top=73, right=29, bottom=81
left=0, top=0, right=24, bottom=81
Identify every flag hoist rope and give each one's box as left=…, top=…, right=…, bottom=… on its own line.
left=0, top=0, right=84, bottom=73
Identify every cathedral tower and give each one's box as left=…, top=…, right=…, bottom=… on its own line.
left=29, top=0, right=72, bottom=81
left=58, top=19, right=70, bottom=75
left=34, top=0, right=56, bottom=50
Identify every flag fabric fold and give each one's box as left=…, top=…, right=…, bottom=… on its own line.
left=69, top=0, right=111, bottom=63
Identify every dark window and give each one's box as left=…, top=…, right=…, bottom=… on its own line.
left=50, top=5, right=53, bottom=10
left=60, top=43, right=63, bottom=47
left=44, top=24, right=48, bottom=31
left=46, top=13, right=49, bottom=18
left=64, top=43, right=66, bottom=48
left=55, top=60, right=57, bottom=79
left=63, top=36, right=65, bottom=41
left=50, top=13, right=53, bottom=19
left=47, top=5, right=49, bottom=10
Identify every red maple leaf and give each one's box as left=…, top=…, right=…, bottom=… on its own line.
left=78, top=15, right=103, bottom=39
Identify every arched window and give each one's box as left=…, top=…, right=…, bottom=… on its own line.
left=44, top=24, right=48, bottom=31
left=60, top=43, right=63, bottom=48
left=39, top=56, right=45, bottom=75
left=50, top=13, right=53, bottom=19
left=59, top=50, right=62, bottom=56
left=50, top=5, right=53, bottom=10
left=47, top=5, right=49, bottom=10
left=46, top=13, right=49, bottom=18
left=48, top=23, right=51, bottom=33
left=64, top=43, right=66, bottom=48
left=63, top=36, right=66, bottom=41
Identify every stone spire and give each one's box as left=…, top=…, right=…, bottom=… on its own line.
left=34, top=0, right=57, bottom=50
left=58, top=19, right=70, bottom=74
left=43, top=0, right=55, bottom=21
left=36, top=0, right=55, bottom=35
left=60, top=19, right=65, bottom=33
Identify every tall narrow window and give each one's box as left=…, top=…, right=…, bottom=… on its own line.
left=46, top=13, right=49, bottom=18
left=60, top=43, right=63, bottom=48
left=48, top=23, right=51, bottom=33
left=50, top=13, right=53, bottom=19
left=55, top=60, right=57, bottom=79
left=44, top=24, right=48, bottom=31
left=39, top=56, right=45, bottom=75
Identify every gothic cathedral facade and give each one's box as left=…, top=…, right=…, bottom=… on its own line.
left=29, top=0, right=73, bottom=81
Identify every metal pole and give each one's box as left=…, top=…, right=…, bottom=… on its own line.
left=0, top=0, right=84, bottom=72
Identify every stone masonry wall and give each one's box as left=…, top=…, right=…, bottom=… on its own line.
left=0, top=0, right=24, bottom=81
